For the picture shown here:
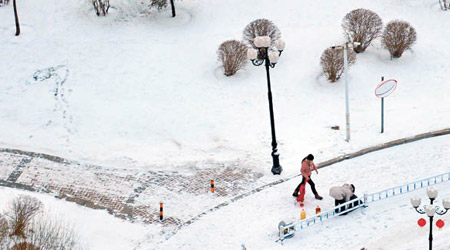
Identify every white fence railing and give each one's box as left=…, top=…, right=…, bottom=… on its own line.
left=278, top=172, right=450, bottom=245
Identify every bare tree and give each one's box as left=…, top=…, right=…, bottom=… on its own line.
left=217, top=40, right=248, bottom=76
left=7, top=196, right=43, bottom=239
left=0, top=215, right=8, bottom=246
left=25, top=218, right=80, bottom=250
left=439, top=0, right=449, bottom=10
left=320, top=47, right=356, bottom=82
left=92, top=0, right=110, bottom=16
left=342, top=9, right=383, bottom=53
left=150, top=0, right=176, bottom=17
left=13, top=0, right=20, bottom=36
left=6, top=217, right=81, bottom=250
left=243, top=19, right=281, bottom=48
left=1, top=196, right=84, bottom=250
left=382, top=20, right=417, bottom=58
left=11, top=242, right=41, bottom=250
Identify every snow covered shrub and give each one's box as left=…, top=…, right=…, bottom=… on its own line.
left=0, top=196, right=83, bottom=250
left=150, top=0, right=177, bottom=17
left=23, top=218, right=80, bottom=250
left=320, top=47, right=356, bottom=83
left=439, top=0, right=449, bottom=10
left=92, top=0, right=110, bottom=16
left=11, top=242, right=40, bottom=250
left=8, top=195, right=43, bottom=238
left=382, top=20, right=417, bottom=58
left=150, top=0, right=167, bottom=9
left=243, top=19, right=281, bottom=48
left=217, top=40, right=248, bottom=76
left=342, top=9, right=383, bottom=53
left=0, top=216, right=7, bottom=245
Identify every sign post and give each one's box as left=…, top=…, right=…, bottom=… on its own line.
left=375, top=77, right=397, bottom=133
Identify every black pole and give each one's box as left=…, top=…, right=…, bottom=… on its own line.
left=169, top=0, right=176, bottom=17
left=264, top=52, right=282, bottom=175
left=429, top=198, right=435, bottom=250
left=429, top=216, right=433, bottom=250
left=13, top=0, right=20, bottom=36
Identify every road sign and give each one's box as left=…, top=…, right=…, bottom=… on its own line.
left=375, top=79, right=397, bottom=98
left=375, top=78, right=397, bottom=133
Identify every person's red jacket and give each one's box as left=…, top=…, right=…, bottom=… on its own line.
left=301, top=160, right=317, bottom=178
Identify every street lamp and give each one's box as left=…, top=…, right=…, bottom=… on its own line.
left=410, top=187, right=450, bottom=250
left=247, top=36, right=285, bottom=175
left=330, top=41, right=360, bottom=142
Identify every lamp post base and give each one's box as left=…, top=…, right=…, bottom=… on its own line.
left=271, top=152, right=282, bottom=175
left=271, top=165, right=283, bottom=175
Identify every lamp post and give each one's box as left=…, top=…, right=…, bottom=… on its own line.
left=247, top=36, right=285, bottom=175
left=330, top=41, right=360, bottom=142
left=410, top=187, right=450, bottom=250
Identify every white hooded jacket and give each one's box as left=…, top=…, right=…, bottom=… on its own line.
left=329, top=184, right=354, bottom=201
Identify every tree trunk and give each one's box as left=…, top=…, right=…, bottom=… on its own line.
left=353, top=45, right=365, bottom=54
left=170, top=0, right=176, bottom=17
left=13, top=0, right=20, bottom=36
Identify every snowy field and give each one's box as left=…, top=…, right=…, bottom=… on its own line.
left=1, top=0, right=449, bottom=175
left=1, top=0, right=450, bottom=249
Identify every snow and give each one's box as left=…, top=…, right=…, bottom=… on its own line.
left=155, top=135, right=450, bottom=250
left=0, top=187, right=150, bottom=250
left=1, top=0, right=450, bottom=249
left=1, top=135, right=449, bottom=250
left=0, top=153, right=21, bottom=179
left=1, top=0, right=449, bottom=174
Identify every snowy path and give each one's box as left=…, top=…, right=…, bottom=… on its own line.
left=1, top=134, right=449, bottom=249
left=0, top=149, right=266, bottom=242
left=155, top=134, right=450, bottom=250
left=1, top=132, right=450, bottom=249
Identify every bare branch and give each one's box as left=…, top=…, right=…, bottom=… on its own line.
left=243, top=19, right=281, bottom=48
left=149, top=0, right=168, bottom=10
left=382, top=20, right=417, bottom=58
left=26, top=217, right=81, bottom=250
left=0, top=215, right=8, bottom=246
left=218, top=40, right=248, bottom=76
left=92, top=0, right=110, bottom=16
left=342, top=9, right=383, bottom=53
left=7, top=196, right=43, bottom=239
left=320, top=48, right=356, bottom=82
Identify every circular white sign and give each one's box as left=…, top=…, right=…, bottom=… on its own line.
left=375, top=79, right=397, bottom=98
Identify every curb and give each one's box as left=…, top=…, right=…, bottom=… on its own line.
left=317, top=128, right=450, bottom=168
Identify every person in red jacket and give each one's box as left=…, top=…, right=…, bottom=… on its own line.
left=292, top=154, right=323, bottom=200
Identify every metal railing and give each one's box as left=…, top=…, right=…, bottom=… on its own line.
left=278, top=172, right=450, bottom=244
left=364, top=173, right=450, bottom=203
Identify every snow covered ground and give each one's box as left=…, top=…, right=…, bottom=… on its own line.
left=0, top=187, right=150, bottom=250
left=1, top=134, right=449, bottom=250
left=1, top=0, right=449, bottom=175
left=1, top=0, right=450, bottom=249
left=156, top=135, right=450, bottom=250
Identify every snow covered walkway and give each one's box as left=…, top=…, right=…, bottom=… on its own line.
left=1, top=129, right=449, bottom=247
left=0, top=149, right=265, bottom=239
